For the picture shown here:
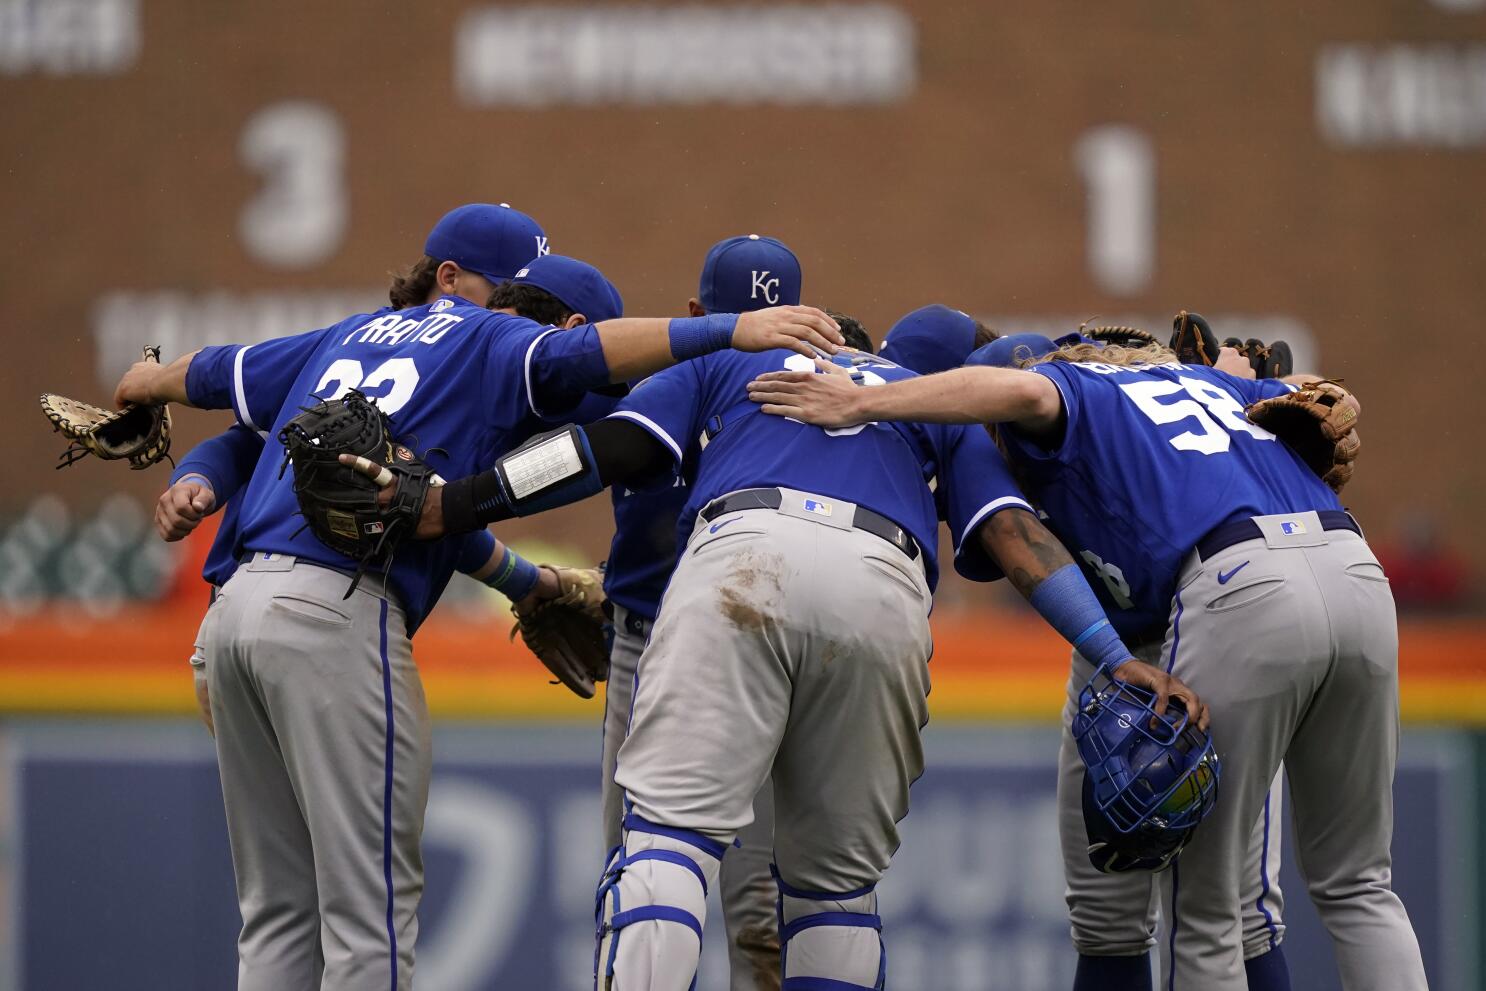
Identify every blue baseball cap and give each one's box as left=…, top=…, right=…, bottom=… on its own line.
left=967, top=333, right=1058, bottom=368
left=697, top=235, right=802, bottom=313
left=424, top=203, right=549, bottom=284
left=879, top=304, right=979, bottom=375
left=511, top=255, right=624, bottom=324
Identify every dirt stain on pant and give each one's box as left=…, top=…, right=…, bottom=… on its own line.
left=718, top=548, right=786, bottom=632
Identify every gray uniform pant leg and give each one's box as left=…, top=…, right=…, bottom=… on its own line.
left=615, top=509, right=933, bottom=893
left=209, top=557, right=431, bottom=991
left=1156, top=521, right=1426, bottom=991
left=603, top=609, right=782, bottom=991
left=1060, top=645, right=1286, bottom=961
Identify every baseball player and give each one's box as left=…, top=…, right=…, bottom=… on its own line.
left=747, top=336, right=1427, bottom=991
left=597, top=234, right=804, bottom=990
left=969, top=333, right=1294, bottom=991
left=158, top=251, right=626, bottom=735
left=350, top=338, right=1207, bottom=990
left=113, top=202, right=843, bottom=991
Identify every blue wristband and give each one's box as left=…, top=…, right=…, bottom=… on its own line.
left=1027, top=563, right=1132, bottom=672
left=483, top=546, right=541, bottom=601
left=668, top=314, right=738, bottom=361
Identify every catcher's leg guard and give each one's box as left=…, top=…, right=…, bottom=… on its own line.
left=594, top=814, right=726, bottom=991
left=773, top=867, right=885, bottom=991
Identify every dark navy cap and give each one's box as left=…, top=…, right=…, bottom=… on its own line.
left=511, top=255, right=624, bottom=324
left=968, top=333, right=1058, bottom=368
left=697, top=235, right=802, bottom=313
left=425, top=203, right=549, bottom=284
left=879, top=304, right=979, bottom=375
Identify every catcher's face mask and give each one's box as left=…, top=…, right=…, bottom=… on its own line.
left=1071, top=667, right=1220, bottom=872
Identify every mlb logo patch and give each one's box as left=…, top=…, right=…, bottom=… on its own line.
left=1280, top=520, right=1307, bottom=535
left=364, top=521, right=386, bottom=535
left=803, top=498, right=833, bottom=517
left=431, top=299, right=454, bottom=312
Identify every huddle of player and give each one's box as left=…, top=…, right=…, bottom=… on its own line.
left=126, top=203, right=1427, bottom=991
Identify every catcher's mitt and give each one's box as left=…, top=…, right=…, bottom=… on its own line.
left=278, top=390, right=443, bottom=596
left=1246, top=380, right=1361, bottom=493
left=1169, top=311, right=1221, bottom=366
left=40, top=346, right=173, bottom=470
left=511, top=565, right=609, bottom=698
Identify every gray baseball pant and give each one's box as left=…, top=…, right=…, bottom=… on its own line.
left=602, top=607, right=782, bottom=990
left=1155, top=513, right=1427, bottom=990
left=597, top=492, right=933, bottom=989
left=1058, top=645, right=1286, bottom=963
left=206, top=553, right=431, bottom=991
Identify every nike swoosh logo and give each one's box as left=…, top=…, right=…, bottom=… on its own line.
left=1217, top=561, right=1250, bottom=585
left=708, top=517, right=738, bottom=534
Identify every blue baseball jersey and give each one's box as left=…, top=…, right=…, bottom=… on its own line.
left=184, top=294, right=610, bottom=631
left=1002, top=360, right=1343, bottom=638
left=608, top=350, right=1032, bottom=591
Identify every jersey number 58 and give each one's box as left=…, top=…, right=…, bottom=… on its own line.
left=1119, top=377, right=1275, bottom=455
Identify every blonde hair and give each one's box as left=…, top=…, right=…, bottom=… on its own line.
left=1023, top=340, right=1178, bottom=369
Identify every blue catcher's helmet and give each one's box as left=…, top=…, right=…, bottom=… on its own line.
left=1072, top=667, right=1220, bottom=873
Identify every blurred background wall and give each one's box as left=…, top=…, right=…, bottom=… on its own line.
left=1, top=1, right=1483, bottom=988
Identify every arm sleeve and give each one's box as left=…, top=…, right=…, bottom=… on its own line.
left=998, top=363, right=1081, bottom=466
left=602, top=361, right=706, bottom=469
left=455, top=529, right=498, bottom=575
left=185, top=328, right=330, bottom=431
left=936, top=423, right=1035, bottom=582
left=481, top=315, right=613, bottom=422
left=169, top=425, right=265, bottom=503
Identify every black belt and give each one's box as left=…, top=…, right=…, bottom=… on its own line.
left=603, top=601, right=653, bottom=637
left=699, top=488, right=919, bottom=561
left=1196, top=510, right=1361, bottom=562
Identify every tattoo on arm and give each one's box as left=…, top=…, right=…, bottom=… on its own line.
left=983, top=509, right=1074, bottom=600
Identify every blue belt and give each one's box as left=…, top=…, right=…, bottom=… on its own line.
left=699, top=487, right=919, bottom=561
left=1196, top=510, right=1361, bottom=562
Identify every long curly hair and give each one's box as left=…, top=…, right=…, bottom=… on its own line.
left=1024, top=340, right=1177, bottom=369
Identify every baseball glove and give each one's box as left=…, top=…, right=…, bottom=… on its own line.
left=1246, top=380, right=1361, bottom=493
left=278, top=389, right=444, bottom=596
left=1221, top=338, right=1295, bottom=380
left=1083, top=325, right=1160, bottom=349
left=1169, top=310, right=1221, bottom=366
left=40, top=346, right=173, bottom=470
left=511, top=565, right=609, bottom=698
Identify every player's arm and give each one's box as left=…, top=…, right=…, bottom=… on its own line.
left=455, top=528, right=563, bottom=606
left=979, top=507, right=1210, bottom=729
left=747, top=359, right=1064, bottom=432
left=525, top=308, right=844, bottom=415
left=115, top=350, right=200, bottom=407
left=157, top=425, right=264, bottom=541
left=598, top=307, right=843, bottom=381
left=342, top=418, right=673, bottom=540
left=115, top=328, right=331, bottom=429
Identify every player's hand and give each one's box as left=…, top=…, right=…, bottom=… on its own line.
left=1214, top=346, right=1256, bottom=380
left=747, top=358, right=864, bottom=427
left=732, top=305, right=843, bottom=359
left=1110, top=659, right=1211, bottom=732
left=337, top=454, right=447, bottom=539
left=155, top=476, right=216, bottom=541
left=114, top=359, right=164, bottom=407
